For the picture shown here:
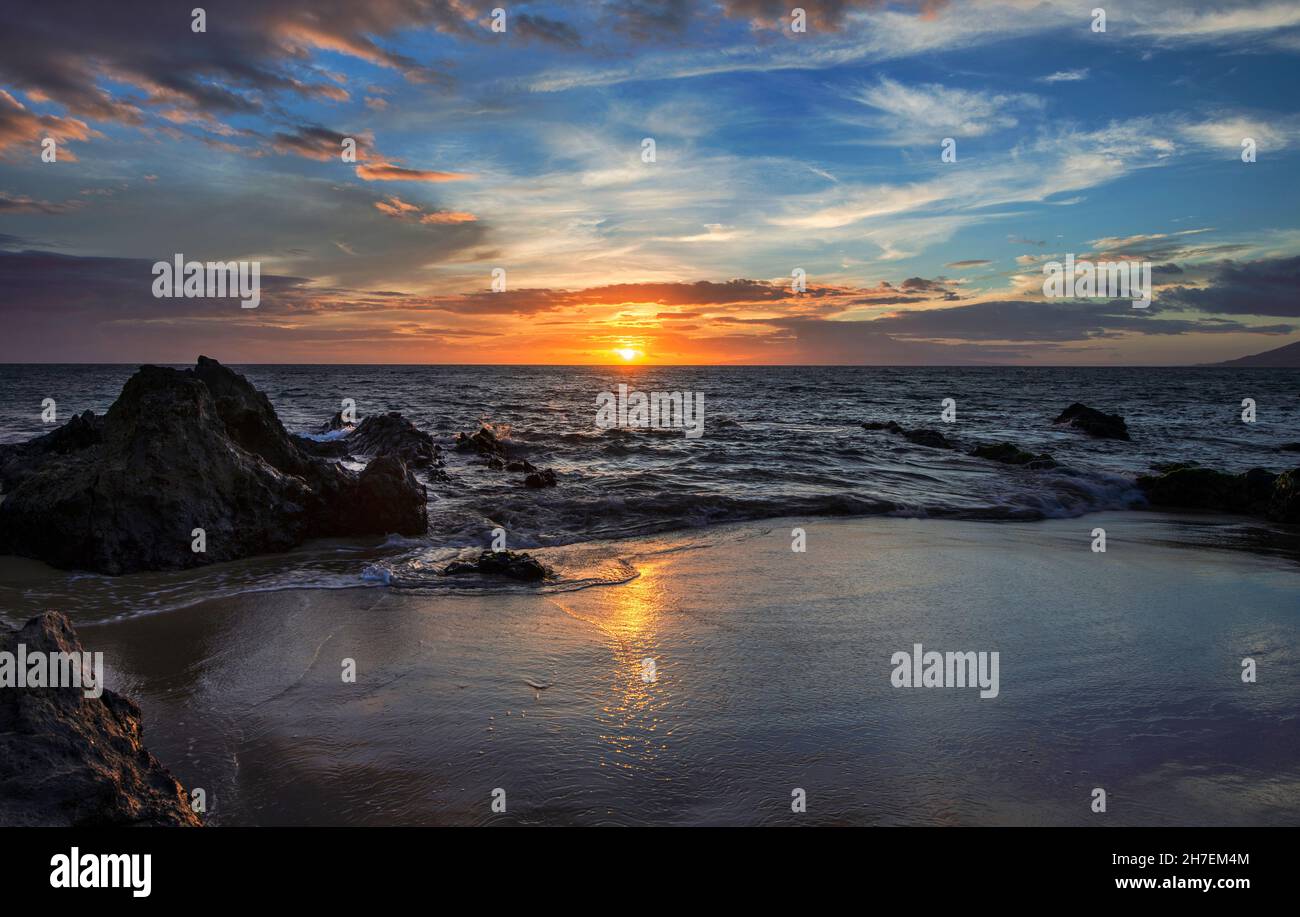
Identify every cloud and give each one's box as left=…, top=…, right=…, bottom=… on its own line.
left=1160, top=256, right=1300, bottom=317
left=846, top=77, right=1042, bottom=141
left=354, top=162, right=473, bottom=183
left=0, top=89, right=102, bottom=160
left=1040, top=68, right=1090, bottom=83
left=0, top=192, right=83, bottom=214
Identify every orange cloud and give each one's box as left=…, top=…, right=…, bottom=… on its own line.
left=355, top=161, right=472, bottom=182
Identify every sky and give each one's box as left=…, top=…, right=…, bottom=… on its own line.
left=1, top=0, right=1299, bottom=365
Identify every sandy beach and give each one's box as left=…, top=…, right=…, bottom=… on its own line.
left=63, top=510, right=1299, bottom=827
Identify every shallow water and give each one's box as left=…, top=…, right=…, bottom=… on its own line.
left=79, top=514, right=1300, bottom=827
left=1, top=364, right=1297, bottom=618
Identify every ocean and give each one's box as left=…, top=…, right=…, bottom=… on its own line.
left=1, top=363, right=1297, bottom=621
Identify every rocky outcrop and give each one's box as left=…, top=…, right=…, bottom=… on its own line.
left=968, top=442, right=1059, bottom=470
left=456, top=426, right=510, bottom=463
left=1053, top=402, right=1130, bottom=440
left=456, top=426, right=558, bottom=486
left=0, top=357, right=427, bottom=574
left=0, top=612, right=200, bottom=826
left=347, top=412, right=438, bottom=468
left=440, top=550, right=550, bottom=581
left=1135, top=464, right=1295, bottom=520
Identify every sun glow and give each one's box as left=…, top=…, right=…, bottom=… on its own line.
left=615, top=347, right=641, bottom=362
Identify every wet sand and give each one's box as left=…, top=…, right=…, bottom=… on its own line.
left=77, top=511, right=1300, bottom=826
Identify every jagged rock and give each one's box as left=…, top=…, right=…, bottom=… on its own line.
left=1268, top=469, right=1300, bottom=522
left=346, top=454, right=428, bottom=534
left=1136, top=466, right=1277, bottom=515
left=0, top=410, right=103, bottom=491
left=525, top=468, right=557, bottom=488
left=969, top=442, right=1059, bottom=470
left=505, top=459, right=537, bottom=473
left=0, top=612, right=200, bottom=827
left=440, top=550, right=550, bottom=582
left=455, top=426, right=509, bottom=461
left=317, top=410, right=352, bottom=435
left=1053, top=402, right=1130, bottom=440
left=347, top=412, right=438, bottom=468
left=0, top=358, right=427, bottom=574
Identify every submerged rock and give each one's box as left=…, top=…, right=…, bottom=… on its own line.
left=0, top=357, right=427, bottom=574
left=456, top=425, right=509, bottom=461
left=1269, top=469, right=1300, bottom=523
left=1136, top=466, right=1278, bottom=516
left=525, top=468, right=558, bottom=488
left=440, top=549, right=550, bottom=582
left=862, top=420, right=958, bottom=450
left=1053, top=402, right=1130, bottom=440
left=968, top=442, right=1059, bottom=470
left=901, top=428, right=959, bottom=450
left=0, top=612, right=200, bottom=827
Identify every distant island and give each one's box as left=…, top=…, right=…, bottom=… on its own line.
left=1216, top=340, right=1300, bottom=367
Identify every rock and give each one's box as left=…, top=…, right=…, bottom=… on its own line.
left=505, top=459, right=537, bottom=473
left=440, top=550, right=550, bottom=582
left=901, top=428, right=958, bottom=450
left=346, top=454, right=428, bottom=534
left=455, top=426, right=510, bottom=462
left=1279, top=442, right=1300, bottom=453
left=317, top=410, right=352, bottom=435
left=0, top=358, right=427, bottom=574
left=1136, top=466, right=1277, bottom=515
left=0, top=410, right=103, bottom=491
left=1053, top=402, right=1130, bottom=440
left=1268, top=468, right=1300, bottom=522
left=969, top=442, right=1059, bottom=470
left=0, top=612, right=200, bottom=826
left=347, top=412, right=438, bottom=468
left=862, top=420, right=957, bottom=450
left=524, top=468, right=557, bottom=488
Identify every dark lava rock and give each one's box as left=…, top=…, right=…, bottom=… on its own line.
left=317, top=410, right=352, bottom=435
left=524, top=468, right=558, bottom=488
left=455, top=425, right=510, bottom=461
left=862, top=420, right=958, bottom=450
left=0, top=612, right=201, bottom=826
left=0, top=357, right=427, bottom=574
left=505, top=459, right=538, bottom=473
left=440, top=550, right=550, bottom=582
left=0, top=410, right=103, bottom=491
left=1136, top=466, right=1278, bottom=516
left=1053, top=402, right=1130, bottom=440
left=969, top=442, right=1059, bottom=470
left=1269, top=468, right=1300, bottom=522
left=1280, top=442, right=1300, bottom=453
left=346, top=454, right=428, bottom=534
left=901, top=428, right=959, bottom=450
left=348, top=412, right=438, bottom=468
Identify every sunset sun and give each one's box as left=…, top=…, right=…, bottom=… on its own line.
left=614, top=347, right=641, bottom=362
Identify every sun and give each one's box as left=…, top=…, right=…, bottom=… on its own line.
left=614, top=347, right=641, bottom=362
